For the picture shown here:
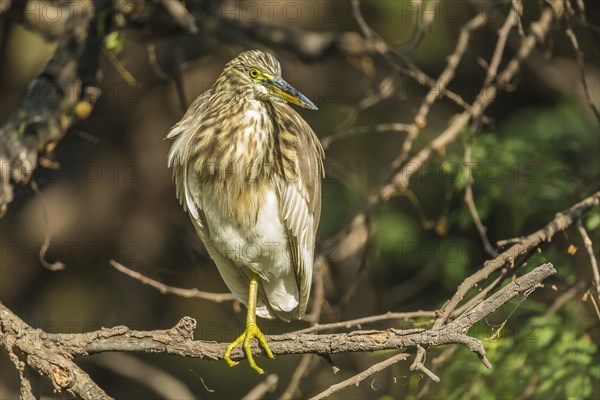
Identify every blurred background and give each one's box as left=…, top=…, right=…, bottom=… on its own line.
left=1, top=0, right=599, bottom=398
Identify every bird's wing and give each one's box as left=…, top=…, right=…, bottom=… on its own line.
left=167, top=90, right=212, bottom=216
left=274, top=103, right=324, bottom=318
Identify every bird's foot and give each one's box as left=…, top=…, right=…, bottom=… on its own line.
left=224, top=322, right=274, bottom=374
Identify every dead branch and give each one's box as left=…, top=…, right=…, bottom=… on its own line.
left=380, top=2, right=561, bottom=199
left=0, top=263, right=555, bottom=398
left=309, top=352, right=411, bottom=400
left=350, top=0, right=471, bottom=112
left=434, top=191, right=599, bottom=329
left=109, top=260, right=235, bottom=302
left=576, top=219, right=600, bottom=302
left=0, top=305, right=111, bottom=399
left=402, top=191, right=599, bottom=378
left=242, top=374, right=278, bottom=400
left=463, top=126, right=498, bottom=258
left=390, top=11, right=488, bottom=170
left=296, top=310, right=436, bottom=335
left=280, top=354, right=314, bottom=399
left=564, top=0, right=600, bottom=121
left=323, top=0, right=562, bottom=290
left=159, top=0, right=199, bottom=34
left=90, top=353, right=195, bottom=399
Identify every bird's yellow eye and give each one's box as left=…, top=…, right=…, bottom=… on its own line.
left=249, top=68, right=260, bottom=79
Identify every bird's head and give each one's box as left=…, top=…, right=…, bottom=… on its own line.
left=220, top=50, right=318, bottom=110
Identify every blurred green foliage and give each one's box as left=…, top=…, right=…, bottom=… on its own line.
left=370, top=98, right=599, bottom=398
left=423, top=306, right=599, bottom=399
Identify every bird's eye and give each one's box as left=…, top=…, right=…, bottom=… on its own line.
left=249, top=68, right=260, bottom=78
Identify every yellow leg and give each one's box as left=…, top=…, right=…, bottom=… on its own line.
left=224, top=272, right=274, bottom=374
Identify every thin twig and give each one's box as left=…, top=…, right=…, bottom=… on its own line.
left=483, top=3, right=518, bottom=86
left=159, top=0, right=199, bottom=34
left=416, top=346, right=457, bottom=398
left=588, top=292, right=600, bottom=321
left=576, top=219, right=600, bottom=302
left=336, top=75, right=397, bottom=132
left=564, top=1, right=600, bottom=121
left=279, top=355, right=314, bottom=400
left=459, top=1, right=518, bottom=258
left=496, top=236, right=526, bottom=248
left=282, top=258, right=326, bottom=399
left=91, top=353, right=194, bottom=399
left=434, top=192, right=598, bottom=329
left=453, top=274, right=505, bottom=317
left=391, top=11, right=488, bottom=170
left=309, top=353, right=410, bottom=400
left=30, top=180, right=65, bottom=271
left=295, top=310, right=436, bottom=335
left=379, top=2, right=560, bottom=200
left=545, top=280, right=586, bottom=316
left=322, top=123, right=411, bottom=150
left=410, top=345, right=439, bottom=382
left=242, top=374, right=279, bottom=400
left=109, top=260, right=235, bottom=302
left=304, top=257, right=326, bottom=324
left=350, top=0, right=471, bottom=114
left=463, top=124, right=498, bottom=257
left=511, top=0, right=525, bottom=37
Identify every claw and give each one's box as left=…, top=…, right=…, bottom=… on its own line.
left=224, top=323, right=274, bottom=374
left=224, top=272, right=275, bottom=373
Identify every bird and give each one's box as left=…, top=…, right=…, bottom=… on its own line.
left=167, top=50, right=324, bottom=374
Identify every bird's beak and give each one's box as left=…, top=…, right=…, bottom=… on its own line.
left=263, top=75, right=318, bottom=110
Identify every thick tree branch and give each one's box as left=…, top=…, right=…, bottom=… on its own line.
left=434, top=191, right=599, bottom=329
left=1, top=263, right=555, bottom=398
left=406, top=190, right=599, bottom=378
left=0, top=305, right=111, bottom=399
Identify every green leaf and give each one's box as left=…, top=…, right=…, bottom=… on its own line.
left=533, top=327, right=556, bottom=348
left=105, top=31, right=125, bottom=54
left=585, top=210, right=600, bottom=231
left=565, top=375, right=592, bottom=398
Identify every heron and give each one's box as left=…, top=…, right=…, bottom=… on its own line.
left=167, top=50, right=324, bottom=374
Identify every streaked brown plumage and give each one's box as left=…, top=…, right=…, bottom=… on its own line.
left=167, top=50, right=324, bottom=373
